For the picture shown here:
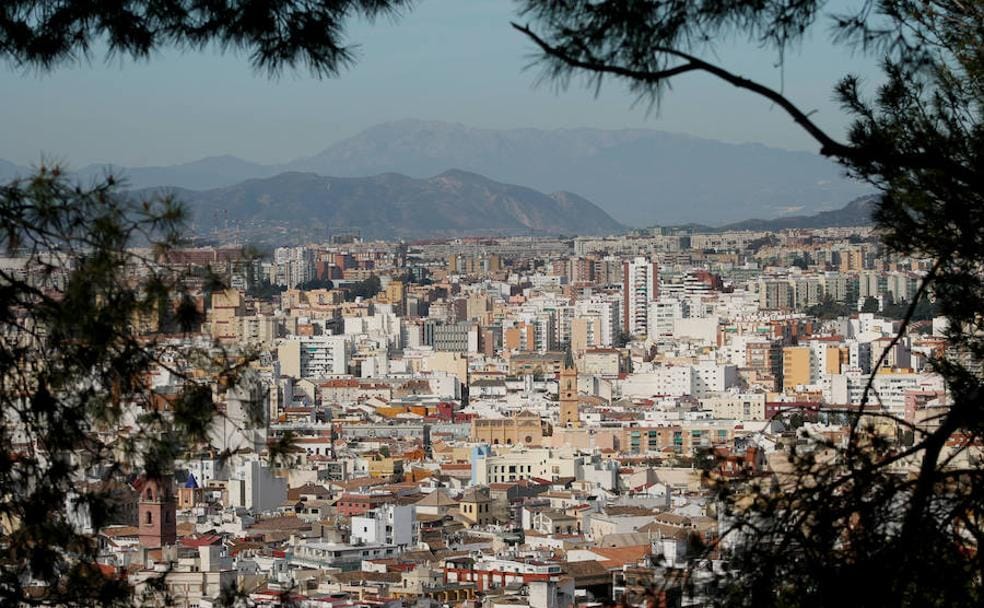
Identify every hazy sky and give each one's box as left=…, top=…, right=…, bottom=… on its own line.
left=1, top=0, right=880, bottom=168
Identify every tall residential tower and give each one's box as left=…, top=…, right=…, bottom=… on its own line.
left=622, top=256, right=659, bottom=336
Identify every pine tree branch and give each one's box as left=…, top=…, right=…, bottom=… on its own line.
left=513, top=22, right=982, bottom=188
left=512, top=22, right=853, bottom=158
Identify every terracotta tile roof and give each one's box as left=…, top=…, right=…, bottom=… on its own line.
left=415, top=488, right=458, bottom=507
left=180, top=535, right=222, bottom=548
left=229, top=540, right=265, bottom=556
left=651, top=512, right=690, bottom=526
left=332, top=476, right=389, bottom=491
left=176, top=522, right=197, bottom=537
left=101, top=526, right=140, bottom=538
left=287, top=483, right=332, bottom=501
left=590, top=545, right=652, bottom=568
left=561, top=560, right=611, bottom=580
left=603, top=506, right=656, bottom=517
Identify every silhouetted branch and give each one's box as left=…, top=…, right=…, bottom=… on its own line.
left=851, top=256, right=945, bottom=451
left=513, top=22, right=853, bottom=158
left=513, top=21, right=982, bottom=189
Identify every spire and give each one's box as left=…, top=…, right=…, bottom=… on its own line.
left=563, top=342, right=575, bottom=371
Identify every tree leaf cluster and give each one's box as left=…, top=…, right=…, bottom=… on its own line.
left=0, top=0, right=412, bottom=76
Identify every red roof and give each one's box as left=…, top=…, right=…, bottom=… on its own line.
left=179, top=535, right=222, bottom=548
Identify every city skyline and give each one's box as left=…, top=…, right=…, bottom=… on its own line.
left=0, top=2, right=978, bottom=606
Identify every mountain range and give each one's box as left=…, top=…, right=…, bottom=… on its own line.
left=147, top=169, right=625, bottom=241
left=1, top=119, right=871, bottom=226
left=670, top=195, right=879, bottom=233
left=715, top=195, right=878, bottom=231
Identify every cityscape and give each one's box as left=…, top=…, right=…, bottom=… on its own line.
left=1, top=1, right=980, bottom=607
left=1, top=214, right=951, bottom=606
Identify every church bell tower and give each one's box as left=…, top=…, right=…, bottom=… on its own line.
left=559, top=346, right=579, bottom=427
left=138, top=475, right=177, bottom=549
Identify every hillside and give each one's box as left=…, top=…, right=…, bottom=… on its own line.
left=717, top=195, right=878, bottom=231
left=156, top=169, right=625, bottom=241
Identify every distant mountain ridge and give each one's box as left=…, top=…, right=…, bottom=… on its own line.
left=1, top=119, right=872, bottom=226
left=149, top=169, right=625, bottom=241
left=287, top=120, right=870, bottom=225
left=719, top=195, right=878, bottom=231
left=668, top=195, right=878, bottom=233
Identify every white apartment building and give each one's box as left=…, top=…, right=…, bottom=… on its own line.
left=619, top=363, right=736, bottom=398
left=649, top=298, right=688, bottom=340
left=828, top=371, right=946, bottom=414
left=227, top=460, right=287, bottom=514
left=236, top=314, right=281, bottom=347
left=292, top=541, right=399, bottom=569
left=277, top=335, right=349, bottom=378
left=472, top=447, right=580, bottom=485
left=623, top=257, right=659, bottom=336
left=701, top=392, right=767, bottom=421
left=350, top=504, right=418, bottom=550
left=273, top=246, right=315, bottom=287
left=574, top=296, right=621, bottom=347
left=131, top=545, right=235, bottom=607
left=619, top=365, right=695, bottom=398
left=693, top=362, right=738, bottom=397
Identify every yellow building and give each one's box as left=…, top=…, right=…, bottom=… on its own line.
left=431, top=443, right=473, bottom=463
left=425, top=351, right=468, bottom=384
left=464, top=293, right=491, bottom=323
left=132, top=297, right=162, bottom=335
left=281, top=288, right=344, bottom=314
left=839, top=246, right=865, bottom=272
left=504, top=323, right=536, bottom=352
left=507, top=352, right=565, bottom=376
left=383, top=280, right=405, bottom=309
left=782, top=346, right=812, bottom=392
left=458, top=487, right=493, bottom=527
left=471, top=411, right=543, bottom=446
left=570, top=317, right=601, bottom=353
left=209, top=288, right=244, bottom=343
left=367, top=455, right=404, bottom=480
left=825, top=346, right=849, bottom=375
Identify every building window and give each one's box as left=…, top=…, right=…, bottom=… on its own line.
left=145, top=511, right=153, bottom=525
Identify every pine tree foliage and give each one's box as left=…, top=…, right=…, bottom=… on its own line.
left=0, top=0, right=412, bottom=75
left=0, top=167, right=274, bottom=605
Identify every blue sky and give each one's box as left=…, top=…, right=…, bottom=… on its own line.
left=0, top=0, right=879, bottom=168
